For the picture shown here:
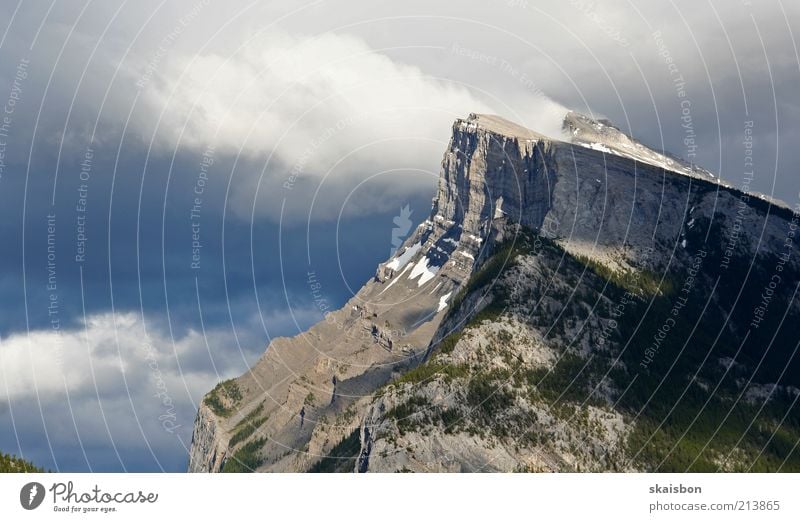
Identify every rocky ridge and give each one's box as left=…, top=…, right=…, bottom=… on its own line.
left=190, top=112, right=800, bottom=473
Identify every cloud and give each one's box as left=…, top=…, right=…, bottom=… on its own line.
left=2, top=0, right=798, bottom=219
left=134, top=30, right=567, bottom=220
left=0, top=313, right=229, bottom=400
left=0, top=305, right=320, bottom=471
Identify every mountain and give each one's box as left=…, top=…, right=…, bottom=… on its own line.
left=562, top=111, right=717, bottom=182
left=189, top=112, right=800, bottom=473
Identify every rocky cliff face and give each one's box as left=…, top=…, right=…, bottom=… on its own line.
left=188, top=402, right=228, bottom=472
left=190, top=112, right=800, bottom=473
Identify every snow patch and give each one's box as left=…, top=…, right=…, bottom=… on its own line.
left=437, top=292, right=453, bottom=312
left=409, top=256, right=439, bottom=286
left=586, top=142, right=614, bottom=154
left=386, top=242, right=421, bottom=271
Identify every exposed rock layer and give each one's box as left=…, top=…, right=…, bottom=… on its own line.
left=189, top=112, right=799, bottom=473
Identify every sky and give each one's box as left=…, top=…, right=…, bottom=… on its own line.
left=0, top=0, right=798, bottom=471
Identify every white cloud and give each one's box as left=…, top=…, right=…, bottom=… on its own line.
left=134, top=30, right=567, bottom=219
left=0, top=301, right=328, bottom=469
left=0, top=312, right=231, bottom=400
left=0, top=311, right=259, bottom=470
left=3, top=0, right=798, bottom=217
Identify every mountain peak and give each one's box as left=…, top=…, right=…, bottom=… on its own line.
left=562, top=110, right=717, bottom=181
left=454, top=111, right=717, bottom=184
left=462, top=111, right=786, bottom=210
left=459, top=113, right=550, bottom=141
left=189, top=110, right=799, bottom=473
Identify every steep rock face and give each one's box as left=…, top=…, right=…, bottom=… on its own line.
left=433, top=114, right=683, bottom=272
left=438, top=114, right=791, bottom=273
left=190, top=112, right=800, bottom=473
left=188, top=403, right=228, bottom=473
left=432, top=115, right=555, bottom=238
left=353, top=116, right=800, bottom=472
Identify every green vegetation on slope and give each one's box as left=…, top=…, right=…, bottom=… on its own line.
left=308, top=430, right=361, bottom=473
left=221, top=437, right=266, bottom=473
left=376, top=217, right=800, bottom=471
left=0, top=452, right=43, bottom=473
left=574, top=254, right=672, bottom=297
left=612, top=215, right=800, bottom=471
left=449, top=235, right=527, bottom=312
left=229, top=403, right=269, bottom=447
left=204, top=379, right=242, bottom=417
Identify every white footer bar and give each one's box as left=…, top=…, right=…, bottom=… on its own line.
left=1, top=473, right=797, bottom=521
